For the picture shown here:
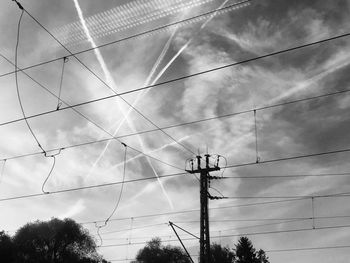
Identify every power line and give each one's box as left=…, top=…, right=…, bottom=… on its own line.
left=1, top=165, right=348, bottom=206
left=0, top=172, right=187, bottom=202
left=82, top=198, right=309, bottom=224
left=2, top=0, right=253, bottom=79
left=1, top=87, right=350, bottom=163
left=266, top=244, right=350, bottom=253
left=2, top=59, right=350, bottom=131
left=17, top=2, right=196, bottom=155
left=99, top=224, right=350, bottom=248
left=94, top=215, right=350, bottom=240
left=0, top=53, right=182, bottom=172
left=107, top=244, right=350, bottom=261
left=222, top=172, right=350, bottom=179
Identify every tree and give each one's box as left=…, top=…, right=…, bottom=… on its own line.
left=8, top=218, right=109, bottom=263
left=210, top=243, right=235, bottom=263
left=256, top=249, right=269, bottom=263
left=134, top=237, right=191, bottom=263
left=235, top=237, right=269, bottom=263
left=0, top=231, right=15, bottom=262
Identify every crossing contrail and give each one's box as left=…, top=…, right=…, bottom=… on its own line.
left=73, top=0, right=174, bottom=209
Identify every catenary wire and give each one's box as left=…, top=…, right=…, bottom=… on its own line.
left=1, top=86, right=350, bottom=163
left=15, top=2, right=196, bottom=156
left=2, top=36, right=350, bottom=130
left=0, top=54, right=182, bottom=172
left=107, top=244, right=350, bottom=261
left=81, top=198, right=310, bottom=224
left=14, top=7, right=45, bottom=153
left=0, top=163, right=348, bottom=203
left=99, top=224, right=350, bottom=248
left=94, top=145, right=128, bottom=246
left=2, top=0, right=254, bottom=79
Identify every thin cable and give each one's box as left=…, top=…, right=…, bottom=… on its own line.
left=41, top=156, right=56, bottom=194
left=0, top=53, right=182, bottom=171
left=14, top=8, right=45, bottom=153
left=41, top=149, right=63, bottom=194
left=81, top=199, right=308, bottom=225
left=100, top=224, right=350, bottom=247
left=2, top=82, right=350, bottom=140
left=266, top=244, right=350, bottom=253
left=0, top=172, right=187, bottom=202
left=104, top=144, right=128, bottom=225
left=222, top=172, right=350, bottom=179
left=253, top=109, right=260, bottom=163
left=56, top=57, right=68, bottom=110
left=19, top=2, right=196, bottom=156
left=3, top=0, right=253, bottom=79
left=169, top=221, right=200, bottom=239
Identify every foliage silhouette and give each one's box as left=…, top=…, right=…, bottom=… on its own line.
left=210, top=243, right=235, bottom=263
left=133, top=237, right=191, bottom=263
left=0, top=218, right=110, bottom=263
left=235, top=237, right=269, bottom=263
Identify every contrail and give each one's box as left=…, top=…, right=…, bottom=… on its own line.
left=87, top=27, right=179, bottom=178
left=73, top=0, right=174, bottom=209
left=86, top=0, right=243, bottom=207
left=55, top=0, right=217, bottom=46
left=89, top=0, right=235, bottom=169
left=268, top=55, right=350, bottom=105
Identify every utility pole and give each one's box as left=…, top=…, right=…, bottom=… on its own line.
left=186, top=154, right=222, bottom=263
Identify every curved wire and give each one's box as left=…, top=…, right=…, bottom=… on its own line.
left=94, top=143, right=128, bottom=247
left=104, top=144, right=128, bottom=225
left=14, top=8, right=45, bottom=153
left=41, top=149, right=63, bottom=194
left=41, top=156, right=56, bottom=194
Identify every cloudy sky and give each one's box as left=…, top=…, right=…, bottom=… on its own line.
left=1, top=0, right=350, bottom=262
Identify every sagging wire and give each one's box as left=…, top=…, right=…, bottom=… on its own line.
left=56, top=57, right=69, bottom=110
left=13, top=1, right=63, bottom=194
left=95, top=143, right=128, bottom=246
left=41, top=149, right=63, bottom=194
left=0, top=160, right=7, bottom=185
left=14, top=2, right=45, bottom=154
left=254, top=109, right=260, bottom=163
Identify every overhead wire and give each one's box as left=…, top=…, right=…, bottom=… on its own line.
left=1, top=167, right=349, bottom=205
left=94, top=144, right=128, bottom=246
left=107, top=244, right=350, bottom=260
left=2, top=59, right=350, bottom=133
left=14, top=5, right=45, bottom=153
left=99, top=224, right=350, bottom=248
left=0, top=54, right=182, bottom=171
left=14, top=1, right=196, bottom=156
left=41, top=149, right=63, bottom=194
left=56, top=57, right=69, bottom=110
left=13, top=3, right=64, bottom=194
left=2, top=0, right=254, bottom=79
left=265, top=244, right=350, bottom=253
left=82, top=198, right=310, bottom=224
